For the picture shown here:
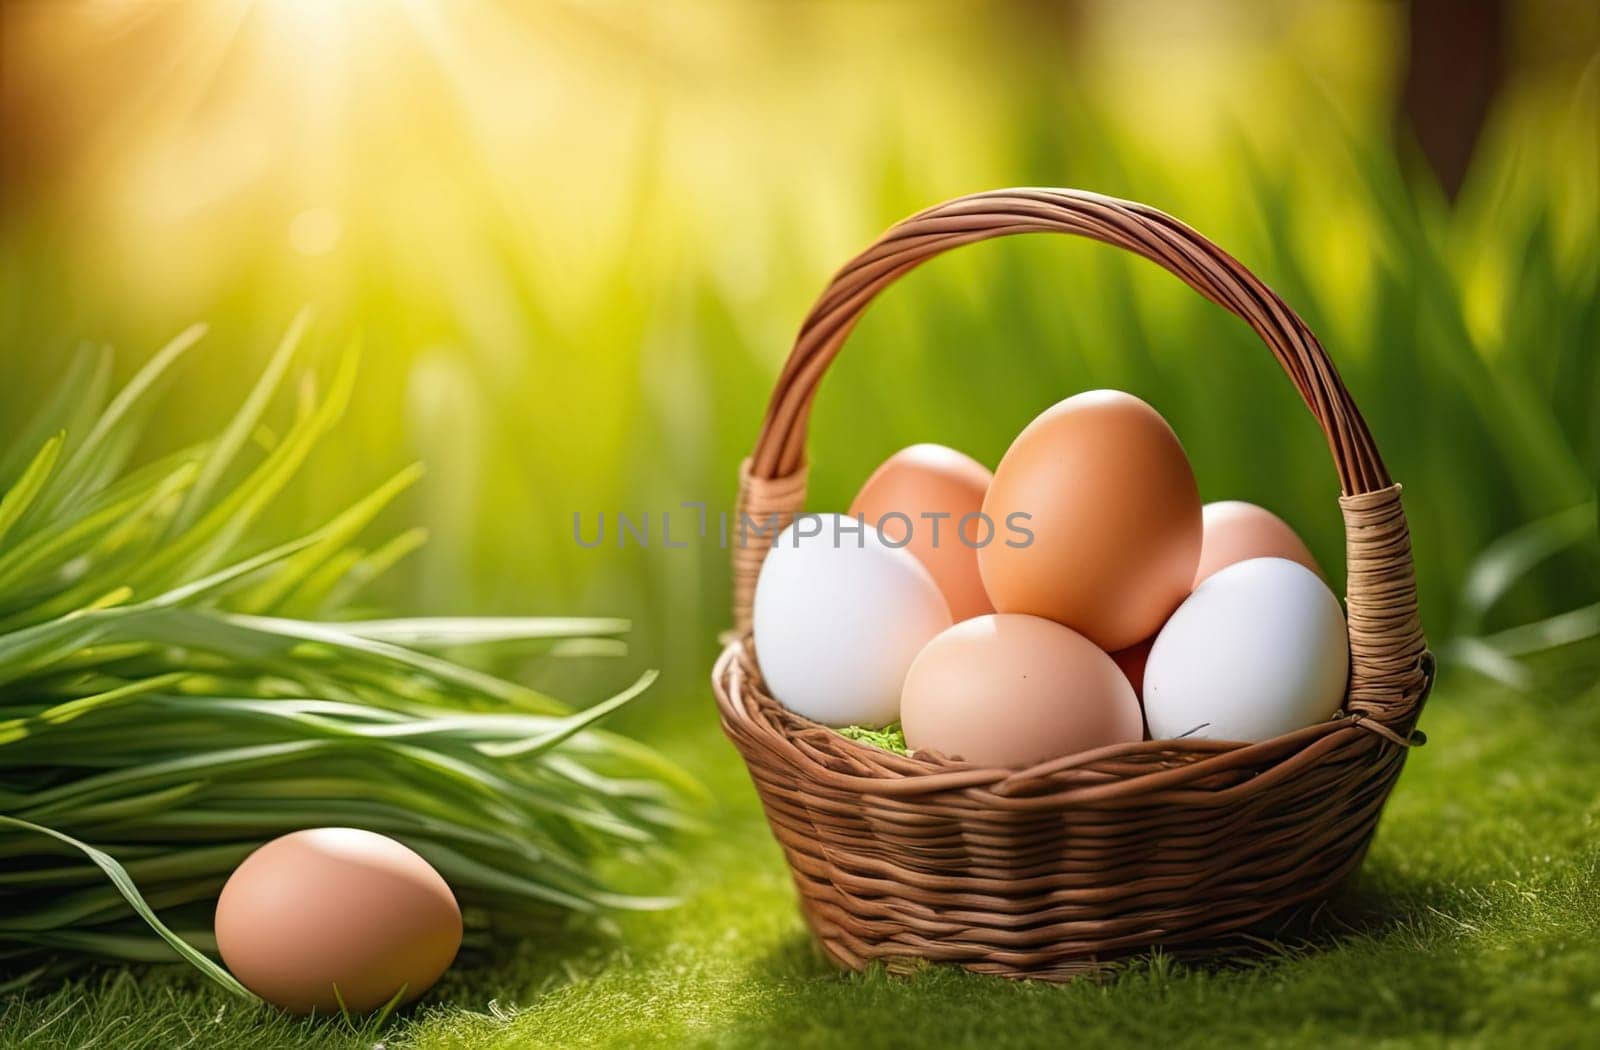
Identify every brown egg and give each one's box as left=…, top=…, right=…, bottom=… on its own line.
left=1195, top=500, right=1323, bottom=586
left=979, top=391, right=1202, bottom=651
left=901, top=614, right=1144, bottom=767
left=215, top=828, right=461, bottom=1014
left=850, top=444, right=995, bottom=622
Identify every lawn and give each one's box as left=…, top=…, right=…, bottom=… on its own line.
left=5, top=649, right=1595, bottom=1050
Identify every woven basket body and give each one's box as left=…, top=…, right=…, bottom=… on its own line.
left=712, top=188, right=1432, bottom=981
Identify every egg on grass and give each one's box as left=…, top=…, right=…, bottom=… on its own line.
left=901, top=613, right=1144, bottom=767
left=850, top=443, right=995, bottom=622
left=215, top=828, right=462, bottom=1014
left=1144, top=557, right=1349, bottom=742
left=752, top=513, right=952, bottom=727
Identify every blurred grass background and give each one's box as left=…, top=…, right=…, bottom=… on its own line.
left=2, top=2, right=1599, bottom=1046
left=1, top=0, right=1595, bottom=718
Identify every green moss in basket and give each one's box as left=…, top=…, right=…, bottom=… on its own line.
left=837, top=722, right=909, bottom=755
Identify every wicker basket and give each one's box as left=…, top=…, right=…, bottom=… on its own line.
left=711, top=188, right=1433, bottom=982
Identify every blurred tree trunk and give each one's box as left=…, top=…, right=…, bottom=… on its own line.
left=1400, top=0, right=1506, bottom=200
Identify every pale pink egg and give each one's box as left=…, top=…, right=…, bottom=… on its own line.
left=1195, top=501, right=1322, bottom=586
left=901, top=614, right=1143, bottom=767
left=850, top=444, right=995, bottom=622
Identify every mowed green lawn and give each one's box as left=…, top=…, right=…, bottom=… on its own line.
left=3, top=651, right=1597, bottom=1050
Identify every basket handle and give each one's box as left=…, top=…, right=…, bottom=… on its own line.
left=732, top=188, right=1430, bottom=728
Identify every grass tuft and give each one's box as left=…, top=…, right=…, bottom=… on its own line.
left=0, top=331, right=697, bottom=995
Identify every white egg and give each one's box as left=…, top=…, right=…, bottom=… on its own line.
left=1144, top=556, right=1349, bottom=742
left=752, top=513, right=952, bottom=727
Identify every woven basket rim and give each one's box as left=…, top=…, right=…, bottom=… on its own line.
left=714, top=635, right=1432, bottom=802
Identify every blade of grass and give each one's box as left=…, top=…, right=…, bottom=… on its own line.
left=335, top=616, right=631, bottom=648
left=1456, top=502, right=1597, bottom=631
left=235, top=463, right=424, bottom=613
left=171, top=307, right=309, bottom=535
left=35, top=325, right=206, bottom=523
left=0, top=345, right=107, bottom=484
left=479, top=670, right=657, bottom=757
left=0, top=815, right=256, bottom=1001
left=128, top=349, right=357, bottom=589
left=308, top=527, right=428, bottom=616
left=0, top=433, right=64, bottom=546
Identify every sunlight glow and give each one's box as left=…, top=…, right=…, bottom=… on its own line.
left=249, top=0, right=395, bottom=44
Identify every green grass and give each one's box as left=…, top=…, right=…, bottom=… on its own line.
left=0, top=332, right=699, bottom=991
left=5, top=649, right=1596, bottom=1049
